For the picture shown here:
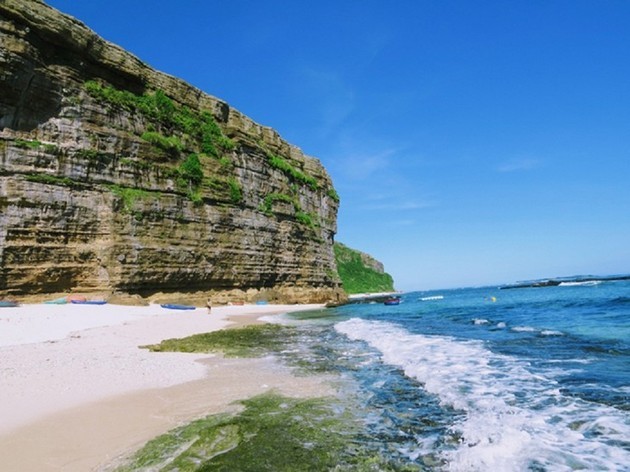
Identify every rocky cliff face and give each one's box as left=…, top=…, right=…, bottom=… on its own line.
left=0, top=0, right=344, bottom=303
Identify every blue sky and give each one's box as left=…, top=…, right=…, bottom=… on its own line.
left=47, top=0, right=630, bottom=290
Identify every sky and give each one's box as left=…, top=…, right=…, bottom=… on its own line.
left=46, top=0, right=630, bottom=291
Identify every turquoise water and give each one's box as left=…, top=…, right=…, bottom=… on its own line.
left=277, top=280, right=630, bottom=471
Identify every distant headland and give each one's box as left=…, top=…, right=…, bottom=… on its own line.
left=500, top=274, right=630, bottom=290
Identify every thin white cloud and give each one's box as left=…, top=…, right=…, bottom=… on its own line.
left=365, top=200, right=436, bottom=211
left=336, top=148, right=398, bottom=180
left=292, top=66, right=355, bottom=136
left=497, top=158, right=541, bottom=173
left=391, top=219, right=417, bottom=226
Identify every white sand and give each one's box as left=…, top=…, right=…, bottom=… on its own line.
left=0, top=302, right=329, bottom=470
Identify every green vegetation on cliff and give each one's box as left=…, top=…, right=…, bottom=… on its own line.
left=84, top=80, right=235, bottom=161
left=264, top=149, right=318, bottom=190
left=334, top=242, right=395, bottom=294
left=83, top=80, right=336, bottom=215
left=84, top=80, right=238, bottom=205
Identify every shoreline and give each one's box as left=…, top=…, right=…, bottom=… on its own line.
left=0, top=302, right=331, bottom=471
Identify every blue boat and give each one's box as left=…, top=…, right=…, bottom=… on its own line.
left=0, top=300, right=19, bottom=308
left=44, top=297, right=68, bottom=305
left=71, top=300, right=107, bottom=305
left=384, top=297, right=401, bottom=306
left=160, top=303, right=196, bottom=310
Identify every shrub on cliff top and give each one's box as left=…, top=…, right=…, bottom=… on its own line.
left=265, top=150, right=319, bottom=190
left=327, top=186, right=340, bottom=203
left=334, top=242, right=395, bottom=294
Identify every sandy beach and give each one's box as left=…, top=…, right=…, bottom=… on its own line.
left=0, top=302, right=331, bottom=471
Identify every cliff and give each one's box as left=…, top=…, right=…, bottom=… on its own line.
left=0, top=0, right=345, bottom=304
left=333, top=243, right=395, bottom=295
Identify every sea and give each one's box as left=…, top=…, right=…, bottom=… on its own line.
left=271, top=279, right=630, bottom=471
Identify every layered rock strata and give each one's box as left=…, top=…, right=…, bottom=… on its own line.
left=0, top=0, right=344, bottom=303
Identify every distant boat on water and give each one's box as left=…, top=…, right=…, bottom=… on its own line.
left=347, top=292, right=404, bottom=305
left=384, top=297, right=401, bottom=306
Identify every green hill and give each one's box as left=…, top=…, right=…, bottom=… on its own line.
left=334, top=243, right=395, bottom=294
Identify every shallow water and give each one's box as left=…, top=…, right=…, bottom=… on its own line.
left=279, top=280, right=630, bottom=471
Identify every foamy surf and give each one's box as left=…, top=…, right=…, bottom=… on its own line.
left=335, top=318, right=630, bottom=471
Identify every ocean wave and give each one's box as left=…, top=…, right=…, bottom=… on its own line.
left=472, top=318, right=489, bottom=325
left=511, top=326, right=537, bottom=333
left=559, top=281, right=602, bottom=287
left=610, top=296, right=630, bottom=306
left=258, top=314, right=291, bottom=324
left=505, top=326, right=564, bottom=336
left=335, top=318, right=630, bottom=471
left=546, top=358, right=593, bottom=365
left=540, top=329, right=564, bottom=336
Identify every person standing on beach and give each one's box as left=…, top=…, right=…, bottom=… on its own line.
left=206, top=299, right=212, bottom=314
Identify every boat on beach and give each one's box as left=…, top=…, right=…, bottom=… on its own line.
left=160, top=303, right=196, bottom=310
left=44, top=297, right=68, bottom=305
left=0, top=300, right=19, bottom=307
left=70, top=299, right=107, bottom=305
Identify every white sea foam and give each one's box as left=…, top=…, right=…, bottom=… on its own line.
left=540, top=329, right=564, bottom=336
left=546, top=358, right=593, bottom=365
left=496, top=322, right=507, bottom=328
left=511, top=326, right=537, bottom=332
left=336, top=318, right=630, bottom=471
left=559, top=281, right=601, bottom=287
left=472, top=318, right=489, bottom=325
left=258, top=314, right=290, bottom=324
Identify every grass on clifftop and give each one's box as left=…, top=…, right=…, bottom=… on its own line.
left=334, top=243, right=395, bottom=295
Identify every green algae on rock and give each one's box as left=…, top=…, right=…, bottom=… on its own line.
left=141, top=324, right=297, bottom=358
left=112, top=393, right=422, bottom=472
